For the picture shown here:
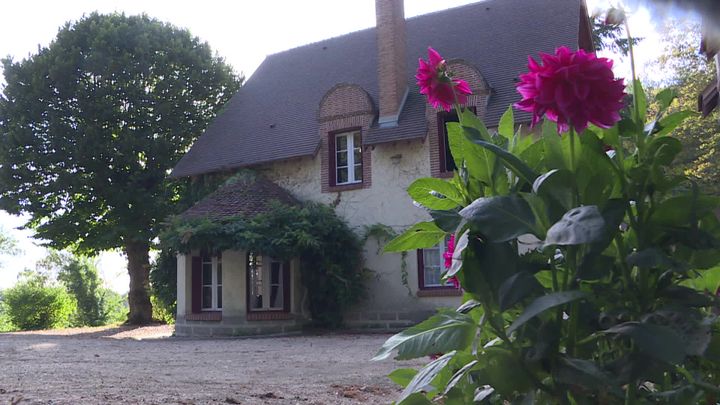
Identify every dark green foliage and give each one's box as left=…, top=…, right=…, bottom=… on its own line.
left=0, top=13, right=241, bottom=322
left=3, top=271, right=76, bottom=330
left=161, top=197, right=366, bottom=327
left=149, top=250, right=177, bottom=323
left=377, top=82, right=720, bottom=402
left=40, top=251, right=127, bottom=326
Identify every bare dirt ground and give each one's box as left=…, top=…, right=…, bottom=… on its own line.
left=0, top=325, right=422, bottom=404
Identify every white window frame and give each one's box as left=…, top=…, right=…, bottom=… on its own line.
left=421, top=238, right=453, bottom=288
left=335, top=131, right=362, bottom=185
left=201, top=254, right=222, bottom=311
left=248, top=254, right=287, bottom=312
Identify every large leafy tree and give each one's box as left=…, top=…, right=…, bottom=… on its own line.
left=0, top=13, right=241, bottom=323
left=653, top=21, right=719, bottom=194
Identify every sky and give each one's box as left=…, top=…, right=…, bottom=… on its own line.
left=0, top=0, right=699, bottom=293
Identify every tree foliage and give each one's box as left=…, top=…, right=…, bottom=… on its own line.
left=653, top=21, right=720, bottom=194
left=591, top=16, right=642, bottom=56
left=39, top=251, right=126, bottom=326
left=0, top=13, right=241, bottom=323
left=3, top=271, right=76, bottom=330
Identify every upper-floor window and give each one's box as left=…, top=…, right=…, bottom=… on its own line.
left=201, top=253, right=222, bottom=310
left=437, top=107, right=476, bottom=175
left=334, top=130, right=363, bottom=185
left=438, top=112, right=459, bottom=173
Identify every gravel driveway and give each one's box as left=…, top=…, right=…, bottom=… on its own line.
left=0, top=325, right=421, bottom=404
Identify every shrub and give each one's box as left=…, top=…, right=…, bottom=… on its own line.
left=149, top=250, right=177, bottom=324
left=3, top=272, right=76, bottom=330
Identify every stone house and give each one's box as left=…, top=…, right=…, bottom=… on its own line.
left=169, top=0, right=594, bottom=336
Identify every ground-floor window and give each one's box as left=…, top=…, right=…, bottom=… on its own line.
left=247, top=252, right=290, bottom=312
left=201, top=253, right=222, bottom=310
left=417, top=238, right=455, bottom=289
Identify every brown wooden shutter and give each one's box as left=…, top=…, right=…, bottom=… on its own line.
left=191, top=256, right=202, bottom=313
left=283, top=261, right=291, bottom=313
left=328, top=134, right=337, bottom=187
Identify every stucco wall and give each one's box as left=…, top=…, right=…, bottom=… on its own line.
left=257, top=138, right=461, bottom=328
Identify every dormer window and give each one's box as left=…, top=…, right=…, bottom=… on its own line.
left=333, top=130, right=363, bottom=185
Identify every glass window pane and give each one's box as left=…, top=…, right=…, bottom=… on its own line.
left=336, top=151, right=348, bottom=166
left=336, top=134, right=347, bottom=151
left=217, top=286, right=222, bottom=309
left=424, top=267, right=441, bottom=286
left=202, top=286, right=212, bottom=308
left=353, top=148, right=362, bottom=164
left=337, top=167, right=348, bottom=184
left=353, top=133, right=361, bottom=147
left=270, top=285, right=283, bottom=308
left=271, top=262, right=281, bottom=284
left=216, top=263, right=222, bottom=285
left=423, top=248, right=440, bottom=268
left=202, top=263, right=212, bottom=286
left=353, top=165, right=363, bottom=182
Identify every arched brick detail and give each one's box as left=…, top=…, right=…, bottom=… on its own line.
left=319, top=84, right=375, bottom=193
left=319, top=83, right=375, bottom=122
left=427, top=61, right=491, bottom=178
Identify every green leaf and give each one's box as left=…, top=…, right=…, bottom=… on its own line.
left=555, top=357, right=621, bottom=396
left=443, top=360, right=480, bottom=396
left=544, top=206, right=606, bottom=246
left=631, top=79, right=647, bottom=124
left=388, top=368, right=418, bottom=388
left=498, top=271, right=542, bottom=311
left=373, top=311, right=475, bottom=361
left=446, top=230, right=469, bottom=277
left=654, top=110, right=695, bottom=137
left=446, top=122, right=466, bottom=167
left=498, top=106, right=514, bottom=140
left=456, top=299, right=482, bottom=314
left=646, top=136, right=682, bottom=166
left=399, top=352, right=455, bottom=403
left=507, top=291, right=586, bottom=334
left=408, top=178, right=464, bottom=210
left=604, top=322, right=685, bottom=364
left=430, top=210, right=462, bottom=233
left=655, top=88, right=677, bottom=112
left=469, top=138, right=539, bottom=186
left=459, top=195, right=536, bottom=243
left=474, top=386, right=495, bottom=402
left=397, top=393, right=434, bottom=405
left=532, top=169, right=575, bottom=211
left=384, top=222, right=445, bottom=253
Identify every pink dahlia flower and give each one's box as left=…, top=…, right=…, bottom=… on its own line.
left=416, top=47, right=472, bottom=112
left=443, top=234, right=455, bottom=269
left=514, top=46, right=625, bottom=133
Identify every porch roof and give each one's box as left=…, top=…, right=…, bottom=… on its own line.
left=179, top=173, right=298, bottom=221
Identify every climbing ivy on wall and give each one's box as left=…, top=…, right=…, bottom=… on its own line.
left=160, top=201, right=366, bottom=327
left=362, top=224, right=412, bottom=296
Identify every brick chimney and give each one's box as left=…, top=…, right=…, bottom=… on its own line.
left=376, top=0, right=408, bottom=128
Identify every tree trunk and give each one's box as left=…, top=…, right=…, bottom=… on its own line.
left=125, top=241, right=153, bottom=324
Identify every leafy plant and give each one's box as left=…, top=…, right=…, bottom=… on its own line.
left=376, top=40, right=720, bottom=403
left=3, top=271, right=76, bottom=330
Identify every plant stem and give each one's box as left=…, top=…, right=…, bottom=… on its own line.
left=625, top=380, right=637, bottom=405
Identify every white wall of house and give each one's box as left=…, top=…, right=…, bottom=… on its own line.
left=258, top=138, right=461, bottom=328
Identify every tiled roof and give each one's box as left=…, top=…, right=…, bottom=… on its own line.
left=179, top=173, right=298, bottom=221
left=172, top=0, right=585, bottom=178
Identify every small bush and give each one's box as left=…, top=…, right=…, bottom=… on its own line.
left=150, top=251, right=177, bottom=324
left=3, top=273, right=76, bottom=330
